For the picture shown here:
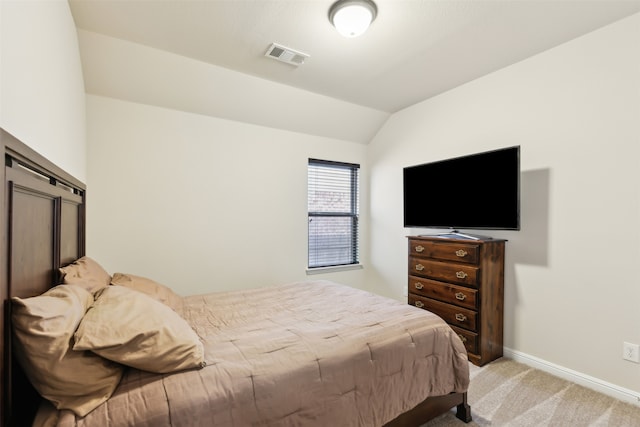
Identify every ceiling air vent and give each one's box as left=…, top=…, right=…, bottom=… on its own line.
left=265, top=43, right=309, bottom=66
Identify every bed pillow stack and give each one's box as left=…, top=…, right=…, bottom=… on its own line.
left=11, top=285, right=124, bottom=416
left=12, top=256, right=205, bottom=417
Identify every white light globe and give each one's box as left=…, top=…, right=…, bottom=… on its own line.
left=332, top=4, right=374, bottom=38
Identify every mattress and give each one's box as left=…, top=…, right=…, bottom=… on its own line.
left=44, top=280, right=469, bottom=426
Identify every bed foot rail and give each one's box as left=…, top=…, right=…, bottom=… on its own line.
left=455, top=392, right=472, bottom=423
left=384, top=391, right=472, bottom=426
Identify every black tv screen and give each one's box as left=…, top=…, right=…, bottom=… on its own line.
left=403, top=146, right=520, bottom=230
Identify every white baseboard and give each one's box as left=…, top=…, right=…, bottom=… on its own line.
left=503, top=347, right=640, bottom=407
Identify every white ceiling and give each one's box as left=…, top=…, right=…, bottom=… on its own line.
left=69, top=0, right=640, bottom=114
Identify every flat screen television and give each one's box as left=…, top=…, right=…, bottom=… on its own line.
left=403, top=146, right=520, bottom=232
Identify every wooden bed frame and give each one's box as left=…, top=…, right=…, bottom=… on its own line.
left=0, top=127, right=470, bottom=426
left=1, top=128, right=86, bottom=426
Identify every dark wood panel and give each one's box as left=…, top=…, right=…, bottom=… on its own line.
left=385, top=392, right=471, bottom=426
left=60, top=199, right=81, bottom=266
left=409, top=294, right=478, bottom=331
left=409, top=239, right=479, bottom=264
left=409, top=257, right=479, bottom=286
left=8, top=184, right=57, bottom=297
left=450, top=324, right=478, bottom=354
left=477, top=242, right=505, bottom=364
left=408, top=275, right=477, bottom=310
left=7, top=177, right=52, bottom=298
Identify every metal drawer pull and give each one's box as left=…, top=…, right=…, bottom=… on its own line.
left=455, top=249, right=468, bottom=257
left=414, top=282, right=424, bottom=290
left=455, top=271, right=468, bottom=279
left=458, top=334, right=467, bottom=343
left=455, top=292, right=466, bottom=301
left=414, top=301, right=425, bottom=308
left=455, top=313, right=467, bottom=322
left=415, top=264, right=425, bottom=271
left=415, top=245, right=425, bottom=253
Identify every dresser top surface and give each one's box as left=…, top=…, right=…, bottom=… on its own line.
left=407, top=234, right=507, bottom=244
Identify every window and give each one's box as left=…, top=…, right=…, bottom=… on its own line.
left=307, top=159, right=360, bottom=269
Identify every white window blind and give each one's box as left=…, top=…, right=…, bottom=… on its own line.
left=308, top=159, right=360, bottom=268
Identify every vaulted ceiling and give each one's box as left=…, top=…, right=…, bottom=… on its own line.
left=69, top=0, right=640, bottom=142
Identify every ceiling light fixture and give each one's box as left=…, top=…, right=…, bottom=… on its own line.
left=328, top=0, right=377, bottom=38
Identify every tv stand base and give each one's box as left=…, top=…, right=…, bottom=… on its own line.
left=420, top=230, right=493, bottom=241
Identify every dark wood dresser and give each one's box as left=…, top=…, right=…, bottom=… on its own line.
left=407, top=235, right=505, bottom=366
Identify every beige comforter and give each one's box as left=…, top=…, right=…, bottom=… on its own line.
left=49, top=281, right=469, bottom=426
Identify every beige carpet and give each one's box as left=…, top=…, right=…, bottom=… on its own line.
left=422, top=358, right=640, bottom=426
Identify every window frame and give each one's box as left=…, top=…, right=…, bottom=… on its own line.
left=307, top=158, right=360, bottom=270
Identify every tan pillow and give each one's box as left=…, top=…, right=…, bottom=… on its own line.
left=11, top=285, right=124, bottom=417
left=110, top=272, right=184, bottom=314
left=59, top=256, right=111, bottom=293
left=74, top=286, right=205, bottom=374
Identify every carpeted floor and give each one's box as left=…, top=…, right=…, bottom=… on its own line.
left=422, top=358, right=640, bottom=426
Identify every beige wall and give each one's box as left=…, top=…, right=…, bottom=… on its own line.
left=86, top=95, right=368, bottom=295
left=367, top=13, right=640, bottom=395
left=0, top=0, right=86, bottom=180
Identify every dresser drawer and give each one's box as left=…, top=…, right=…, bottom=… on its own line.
left=408, top=257, right=479, bottom=286
left=450, top=325, right=478, bottom=354
left=409, top=240, right=479, bottom=265
left=409, top=294, right=477, bottom=331
left=409, top=275, right=477, bottom=310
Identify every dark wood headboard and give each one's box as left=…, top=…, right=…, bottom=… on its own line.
left=1, top=128, right=86, bottom=426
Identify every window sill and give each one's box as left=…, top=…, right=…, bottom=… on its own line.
left=306, top=264, right=363, bottom=275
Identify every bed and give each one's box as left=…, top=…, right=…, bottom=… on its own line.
left=1, top=128, right=472, bottom=427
